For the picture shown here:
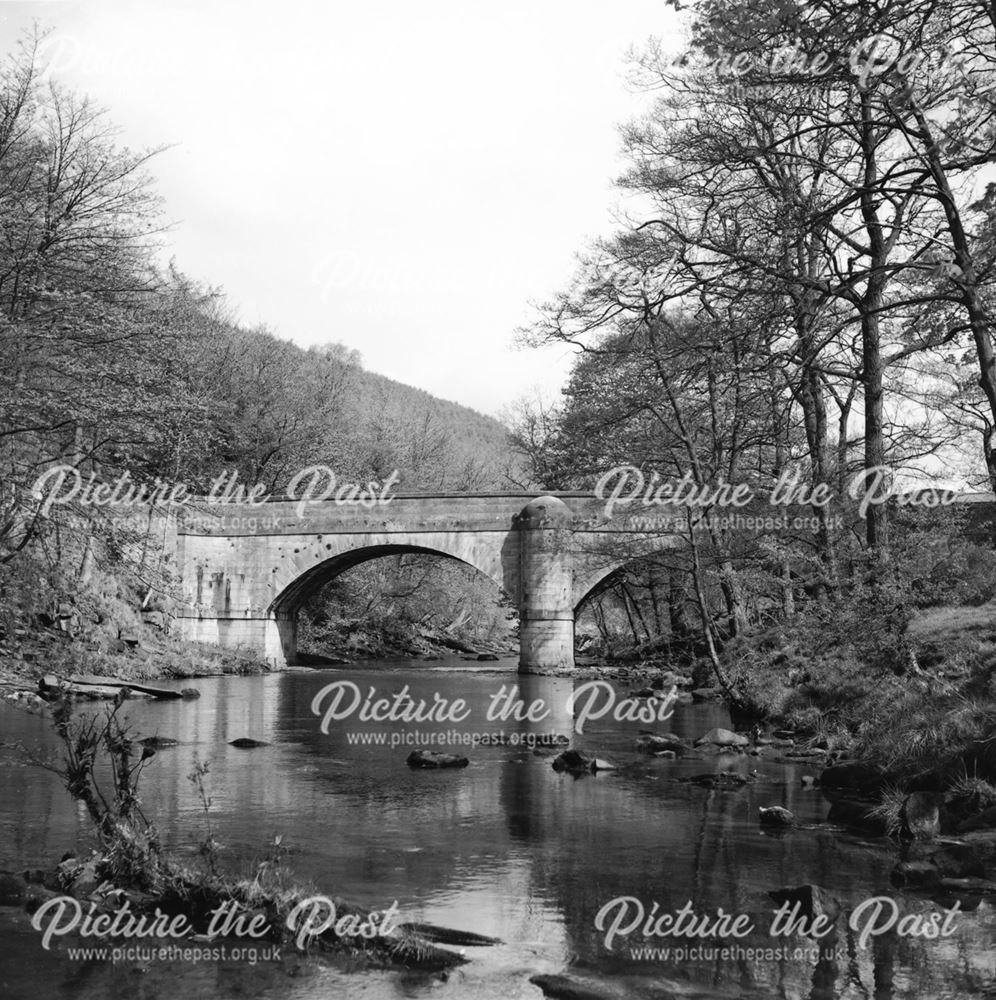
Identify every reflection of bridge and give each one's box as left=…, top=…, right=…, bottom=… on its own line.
left=172, top=493, right=675, bottom=672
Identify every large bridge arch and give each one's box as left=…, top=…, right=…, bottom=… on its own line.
left=270, top=543, right=502, bottom=617
left=265, top=534, right=514, bottom=615
left=265, top=537, right=517, bottom=666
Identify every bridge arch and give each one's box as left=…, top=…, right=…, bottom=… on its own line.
left=266, top=539, right=515, bottom=665
left=570, top=532, right=683, bottom=614
left=268, top=538, right=511, bottom=617
left=573, top=564, right=629, bottom=616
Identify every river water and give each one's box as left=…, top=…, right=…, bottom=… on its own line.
left=1, top=658, right=994, bottom=999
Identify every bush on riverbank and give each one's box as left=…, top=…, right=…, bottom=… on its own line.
left=726, top=570, right=916, bottom=722
left=18, top=695, right=483, bottom=972
left=726, top=590, right=996, bottom=796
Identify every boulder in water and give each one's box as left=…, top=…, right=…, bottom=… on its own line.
left=694, top=727, right=749, bottom=749
left=634, top=733, right=687, bottom=755
left=760, top=806, right=796, bottom=827
left=406, top=750, right=469, bottom=769
left=891, top=860, right=941, bottom=888
left=140, top=736, right=179, bottom=748
left=552, top=750, right=595, bottom=775
left=530, top=972, right=629, bottom=1000
left=901, top=791, right=943, bottom=841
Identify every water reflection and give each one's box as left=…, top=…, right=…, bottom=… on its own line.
left=1, top=661, right=994, bottom=999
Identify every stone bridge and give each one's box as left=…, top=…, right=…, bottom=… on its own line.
left=172, top=492, right=674, bottom=673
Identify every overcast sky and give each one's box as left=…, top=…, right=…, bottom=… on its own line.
left=0, top=0, right=679, bottom=416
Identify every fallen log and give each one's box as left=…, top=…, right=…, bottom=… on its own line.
left=69, top=674, right=184, bottom=699
left=39, top=675, right=148, bottom=700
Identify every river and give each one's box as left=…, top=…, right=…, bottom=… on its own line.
left=1, top=658, right=994, bottom=999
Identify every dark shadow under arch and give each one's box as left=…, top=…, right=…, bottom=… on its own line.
left=573, top=565, right=627, bottom=617
left=269, top=544, right=476, bottom=617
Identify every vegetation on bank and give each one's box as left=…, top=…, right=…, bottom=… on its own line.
left=0, top=532, right=270, bottom=702
left=3, top=695, right=487, bottom=974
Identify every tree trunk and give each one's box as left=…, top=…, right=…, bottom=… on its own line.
left=858, top=89, right=890, bottom=559
left=905, top=100, right=996, bottom=493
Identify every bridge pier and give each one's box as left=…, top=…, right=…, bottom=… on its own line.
left=177, top=613, right=295, bottom=668
left=517, top=496, right=575, bottom=675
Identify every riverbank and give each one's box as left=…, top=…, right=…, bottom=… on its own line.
left=0, top=613, right=521, bottom=714
left=702, top=601, right=996, bottom=847
left=582, top=598, right=996, bottom=850
left=0, top=617, right=271, bottom=710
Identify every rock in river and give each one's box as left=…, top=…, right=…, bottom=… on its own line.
left=140, top=736, right=179, bottom=748
left=0, top=871, right=28, bottom=905
left=229, top=738, right=269, bottom=748
left=551, top=750, right=616, bottom=775
left=530, top=972, right=629, bottom=1000
left=552, top=749, right=591, bottom=774
left=694, top=727, right=749, bottom=749
left=406, top=750, right=469, bottom=769
left=634, top=733, right=687, bottom=755
left=891, top=860, right=941, bottom=888
left=901, top=791, right=943, bottom=841
left=760, top=806, right=796, bottom=827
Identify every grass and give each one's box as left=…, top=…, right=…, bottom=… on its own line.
left=852, top=694, right=996, bottom=785
left=949, top=771, right=996, bottom=807
left=867, top=786, right=907, bottom=839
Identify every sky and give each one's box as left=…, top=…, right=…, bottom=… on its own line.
left=0, top=0, right=681, bottom=417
